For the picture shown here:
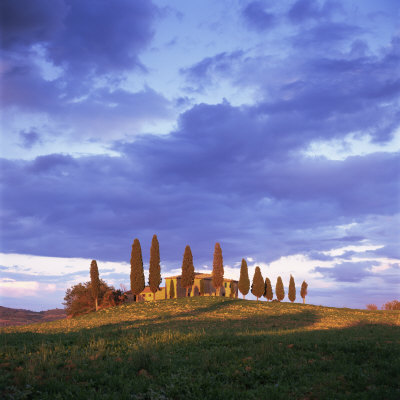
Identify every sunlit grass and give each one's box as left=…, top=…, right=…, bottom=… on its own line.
left=1, top=297, right=399, bottom=399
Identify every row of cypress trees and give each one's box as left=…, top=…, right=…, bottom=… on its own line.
left=238, top=259, right=309, bottom=303
left=162, top=242, right=225, bottom=297
left=130, top=235, right=161, bottom=301
left=92, top=237, right=308, bottom=304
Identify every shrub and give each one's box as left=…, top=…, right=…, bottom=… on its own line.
left=366, top=304, right=378, bottom=310
left=63, top=280, right=125, bottom=317
left=382, top=300, right=400, bottom=310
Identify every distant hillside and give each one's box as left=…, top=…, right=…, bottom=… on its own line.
left=0, top=306, right=66, bottom=327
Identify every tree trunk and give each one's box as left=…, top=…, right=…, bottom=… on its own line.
left=186, top=287, right=188, bottom=297
left=95, top=298, right=98, bottom=311
left=243, top=294, right=245, bottom=299
left=153, top=292, right=156, bottom=301
left=256, top=297, right=259, bottom=302
left=303, top=297, right=305, bottom=304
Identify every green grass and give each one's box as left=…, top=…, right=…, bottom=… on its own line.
left=1, top=297, right=399, bottom=399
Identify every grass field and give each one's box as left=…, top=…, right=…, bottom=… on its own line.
left=1, top=297, right=399, bottom=399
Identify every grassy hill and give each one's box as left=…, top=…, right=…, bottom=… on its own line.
left=1, top=297, right=399, bottom=399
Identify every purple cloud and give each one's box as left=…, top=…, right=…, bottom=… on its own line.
left=19, top=130, right=41, bottom=149
left=288, top=0, right=340, bottom=23
left=313, top=261, right=378, bottom=282
left=181, top=51, right=244, bottom=90
left=242, top=1, right=276, bottom=32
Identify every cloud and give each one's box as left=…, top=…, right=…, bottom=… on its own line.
left=1, top=105, right=399, bottom=264
left=0, top=0, right=66, bottom=50
left=288, top=0, right=341, bottom=24
left=0, top=278, right=57, bottom=297
left=242, top=1, right=276, bottom=32
left=181, top=51, right=244, bottom=90
left=19, top=130, right=41, bottom=149
left=1, top=0, right=159, bottom=76
left=1, top=0, right=165, bottom=143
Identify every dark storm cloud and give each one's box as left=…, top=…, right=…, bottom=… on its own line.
left=0, top=0, right=66, bottom=49
left=1, top=95, right=399, bottom=264
left=242, top=1, right=276, bottom=32
left=1, top=0, right=158, bottom=75
left=1, top=0, right=165, bottom=140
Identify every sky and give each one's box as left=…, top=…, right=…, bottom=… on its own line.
left=0, top=0, right=399, bottom=311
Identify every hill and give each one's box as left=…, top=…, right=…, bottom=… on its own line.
left=1, top=297, right=399, bottom=399
left=0, top=306, right=66, bottom=327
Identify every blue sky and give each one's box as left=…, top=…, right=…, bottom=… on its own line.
left=1, top=0, right=399, bottom=311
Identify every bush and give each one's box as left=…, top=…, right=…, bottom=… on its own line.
left=366, top=304, right=378, bottom=310
left=382, top=300, right=400, bottom=310
left=63, top=280, right=126, bottom=317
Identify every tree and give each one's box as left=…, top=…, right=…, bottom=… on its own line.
left=251, top=266, right=264, bottom=301
left=288, top=275, right=296, bottom=303
left=212, top=242, right=224, bottom=296
left=130, top=238, right=145, bottom=302
left=264, top=277, right=273, bottom=301
left=149, top=234, right=161, bottom=301
left=64, top=280, right=124, bottom=317
left=366, top=304, right=377, bottom=310
left=230, top=282, right=236, bottom=298
left=90, top=260, right=100, bottom=311
left=276, top=276, right=285, bottom=302
left=238, top=258, right=250, bottom=299
left=169, top=279, right=175, bottom=299
left=382, top=300, right=400, bottom=310
left=300, top=281, right=308, bottom=304
left=181, top=245, right=195, bottom=296
left=199, top=279, right=205, bottom=296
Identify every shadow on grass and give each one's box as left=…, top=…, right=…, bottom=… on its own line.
left=1, top=298, right=400, bottom=399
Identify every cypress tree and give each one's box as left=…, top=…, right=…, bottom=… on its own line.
left=230, top=282, right=236, bottom=298
left=300, top=281, right=308, bottom=304
left=149, top=234, right=161, bottom=301
left=251, top=266, right=264, bottom=301
left=181, top=245, right=195, bottom=296
left=90, top=260, right=100, bottom=311
left=238, top=258, right=250, bottom=299
left=169, top=279, right=175, bottom=299
left=212, top=242, right=224, bottom=296
left=264, top=277, right=273, bottom=301
left=130, top=238, right=145, bottom=301
left=288, top=275, right=296, bottom=303
left=276, top=276, right=285, bottom=302
left=199, top=279, right=205, bottom=296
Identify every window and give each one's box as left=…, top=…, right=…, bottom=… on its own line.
left=224, top=282, right=227, bottom=288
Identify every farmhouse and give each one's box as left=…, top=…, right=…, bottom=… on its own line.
left=164, top=272, right=237, bottom=299
left=127, top=273, right=238, bottom=301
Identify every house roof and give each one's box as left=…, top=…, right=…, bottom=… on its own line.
left=126, top=286, right=165, bottom=295
left=165, top=272, right=237, bottom=282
